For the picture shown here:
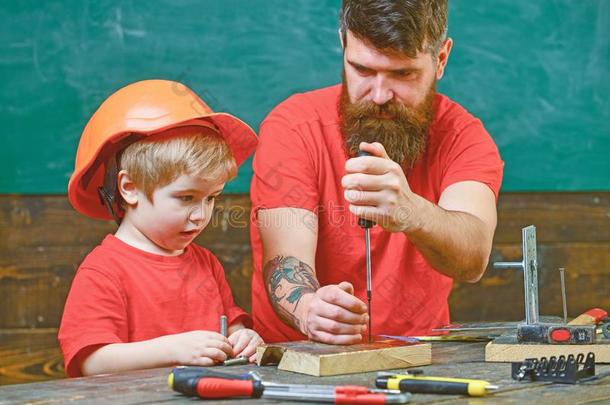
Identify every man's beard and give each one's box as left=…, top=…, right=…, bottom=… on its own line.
left=339, top=75, right=436, bottom=167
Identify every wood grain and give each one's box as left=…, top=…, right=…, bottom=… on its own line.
left=0, top=329, right=65, bottom=385
left=485, top=335, right=610, bottom=363
left=256, top=339, right=432, bottom=376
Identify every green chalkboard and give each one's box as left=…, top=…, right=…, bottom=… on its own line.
left=1, top=1, right=608, bottom=194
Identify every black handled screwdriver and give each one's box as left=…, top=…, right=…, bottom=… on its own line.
left=357, top=150, right=375, bottom=343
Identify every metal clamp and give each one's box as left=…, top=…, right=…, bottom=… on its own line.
left=494, top=225, right=539, bottom=325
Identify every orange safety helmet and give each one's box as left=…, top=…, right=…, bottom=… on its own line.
left=68, top=79, right=258, bottom=221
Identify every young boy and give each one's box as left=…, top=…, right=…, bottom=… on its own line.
left=59, top=79, right=262, bottom=377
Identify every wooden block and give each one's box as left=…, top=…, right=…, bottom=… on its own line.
left=485, top=334, right=610, bottom=363
left=256, top=338, right=431, bottom=376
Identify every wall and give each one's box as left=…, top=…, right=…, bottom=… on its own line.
left=1, top=1, right=609, bottom=194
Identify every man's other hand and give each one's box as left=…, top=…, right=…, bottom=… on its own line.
left=300, top=281, right=368, bottom=345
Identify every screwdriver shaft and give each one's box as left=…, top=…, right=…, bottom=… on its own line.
left=365, top=227, right=372, bottom=343
left=356, top=150, right=374, bottom=344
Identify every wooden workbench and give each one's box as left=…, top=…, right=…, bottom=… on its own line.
left=1, top=342, right=609, bottom=404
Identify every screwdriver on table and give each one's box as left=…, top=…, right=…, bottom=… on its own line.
left=169, top=367, right=411, bottom=403
left=376, top=371, right=499, bottom=397
left=357, top=150, right=375, bottom=343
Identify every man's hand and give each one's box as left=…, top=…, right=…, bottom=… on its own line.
left=228, top=328, right=264, bottom=362
left=343, top=141, right=498, bottom=282
left=162, top=330, right=233, bottom=366
left=299, top=281, right=368, bottom=345
left=342, top=141, right=419, bottom=233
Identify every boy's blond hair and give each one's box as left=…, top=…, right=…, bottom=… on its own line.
left=119, top=126, right=237, bottom=201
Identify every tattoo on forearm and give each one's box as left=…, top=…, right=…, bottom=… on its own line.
left=263, top=256, right=320, bottom=331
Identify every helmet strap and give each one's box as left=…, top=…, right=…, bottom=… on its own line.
left=97, top=154, right=122, bottom=225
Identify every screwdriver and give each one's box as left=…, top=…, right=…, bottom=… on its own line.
left=169, top=367, right=411, bottom=403
left=376, top=371, right=499, bottom=397
left=216, top=314, right=248, bottom=365
left=357, top=149, right=375, bottom=343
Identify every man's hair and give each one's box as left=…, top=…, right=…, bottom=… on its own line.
left=119, top=127, right=236, bottom=201
left=339, top=0, right=448, bottom=57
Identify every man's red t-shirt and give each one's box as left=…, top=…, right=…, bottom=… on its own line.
left=250, top=84, right=503, bottom=342
left=58, top=235, right=250, bottom=377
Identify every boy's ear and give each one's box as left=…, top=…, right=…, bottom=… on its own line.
left=117, top=170, right=139, bottom=206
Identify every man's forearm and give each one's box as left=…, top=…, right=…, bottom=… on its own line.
left=406, top=195, right=493, bottom=282
left=263, top=255, right=320, bottom=332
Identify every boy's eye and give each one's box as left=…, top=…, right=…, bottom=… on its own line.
left=179, top=195, right=194, bottom=202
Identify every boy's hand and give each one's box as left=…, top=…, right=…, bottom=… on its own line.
left=164, top=330, right=233, bottom=366
left=228, top=329, right=264, bottom=362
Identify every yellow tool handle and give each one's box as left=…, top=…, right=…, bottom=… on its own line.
left=386, top=375, right=494, bottom=397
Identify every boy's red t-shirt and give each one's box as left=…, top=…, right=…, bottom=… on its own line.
left=250, top=84, right=503, bottom=342
left=58, top=235, right=250, bottom=377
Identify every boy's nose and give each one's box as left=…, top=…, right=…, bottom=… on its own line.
left=189, top=202, right=206, bottom=223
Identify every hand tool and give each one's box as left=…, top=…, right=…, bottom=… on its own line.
left=357, top=150, right=375, bottom=343
left=220, top=315, right=228, bottom=337
left=493, top=225, right=540, bottom=326
left=493, top=225, right=600, bottom=344
left=511, top=352, right=595, bottom=383
left=376, top=370, right=498, bottom=397
left=527, top=307, right=607, bottom=345
left=568, top=308, right=608, bottom=326
left=516, top=307, right=606, bottom=344
left=169, top=367, right=411, bottom=403
left=517, top=323, right=596, bottom=344
left=169, top=366, right=251, bottom=390
left=434, top=308, right=607, bottom=337
left=217, top=314, right=248, bottom=365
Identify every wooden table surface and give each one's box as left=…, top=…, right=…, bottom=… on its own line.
left=1, top=341, right=609, bottom=404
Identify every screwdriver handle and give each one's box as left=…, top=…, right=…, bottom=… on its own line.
left=356, top=150, right=375, bottom=228
left=195, top=377, right=263, bottom=399
left=168, top=366, right=250, bottom=391
left=172, top=376, right=264, bottom=399
left=359, top=217, right=374, bottom=228
left=568, top=308, right=608, bottom=326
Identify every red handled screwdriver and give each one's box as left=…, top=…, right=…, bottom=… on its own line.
left=169, top=367, right=411, bottom=403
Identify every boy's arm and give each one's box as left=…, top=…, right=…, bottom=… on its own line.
left=81, top=330, right=233, bottom=376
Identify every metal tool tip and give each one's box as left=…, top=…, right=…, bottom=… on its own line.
left=486, top=385, right=500, bottom=391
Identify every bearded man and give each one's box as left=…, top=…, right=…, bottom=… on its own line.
left=250, top=0, right=504, bottom=344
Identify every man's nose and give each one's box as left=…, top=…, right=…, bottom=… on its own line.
left=371, top=76, right=394, bottom=105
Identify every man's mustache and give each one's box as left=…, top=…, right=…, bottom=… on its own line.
left=344, top=101, right=414, bottom=120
